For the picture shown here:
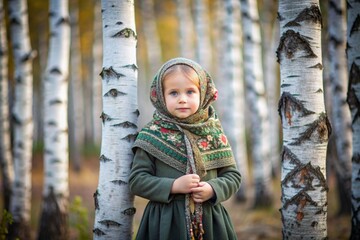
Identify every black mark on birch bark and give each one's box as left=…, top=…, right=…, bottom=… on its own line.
left=100, top=112, right=112, bottom=124
left=104, top=89, right=126, bottom=98
left=122, top=134, right=137, bottom=142
left=347, top=63, right=360, bottom=124
left=93, top=228, right=106, bottom=236
left=100, top=66, right=125, bottom=82
left=277, top=30, right=317, bottom=62
left=112, top=28, right=137, bottom=39
left=290, top=113, right=331, bottom=145
left=111, top=180, right=127, bottom=185
left=349, top=14, right=360, bottom=37
left=93, top=190, right=99, bottom=210
left=99, top=154, right=111, bottom=163
left=98, top=220, right=122, bottom=227
left=113, top=121, right=137, bottom=129
left=278, top=92, right=315, bottom=126
left=122, top=207, right=136, bottom=216
left=122, top=64, right=138, bottom=71
left=284, top=5, right=322, bottom=27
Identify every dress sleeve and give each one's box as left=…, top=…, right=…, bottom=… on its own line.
left=206, top=165, right=242, bottom=205
left=129, top=148, right=175, bottom=203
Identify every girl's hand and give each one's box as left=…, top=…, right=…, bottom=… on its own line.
left=191, top=182, right=214, bottom=203
left=171, top=174, right=200, bottom=194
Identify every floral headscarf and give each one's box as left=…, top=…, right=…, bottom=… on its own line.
left=133, top=57, right=236, bottom=240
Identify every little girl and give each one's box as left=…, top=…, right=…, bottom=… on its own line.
left=129, top=57, right=241, bottom=240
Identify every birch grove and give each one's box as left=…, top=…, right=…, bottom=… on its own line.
left=38, top=0, right=71, bottom=238
left=175, top=0, right=195, bottom=59
left=8, top=0, right=34, bottom=238
left=93, top=1, right=138, bottom=239
left=347, top=1, right=360, bottom=239
left=277, top=1, right=330, bottom=238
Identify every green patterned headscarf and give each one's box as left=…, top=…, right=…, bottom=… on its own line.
left=133, top=57, right=235, bottom=177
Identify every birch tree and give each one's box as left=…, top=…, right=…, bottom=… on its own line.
left=194, top=0, right=212, bottom=71
left=91, top=0, right=102, bottom=146
left=68, top=0, right=84, bottom=171
left=0, top=0, right=14, bottom=211
left=328, top=0, right=352, bottom=215
left=93, top=1, right=138, bottom=239
left=8, top=0, right=35, bottom=238
left=216, top=0, right=249, bottom=201
left=241, top=0, right=273, bottom=207
left=175, top=0, right=195, bottom=59
left=38, top=0, right=71, bottom=238
left=347, top=1, right=360, bottom=239
left=277, top=1, right=330, bottom=238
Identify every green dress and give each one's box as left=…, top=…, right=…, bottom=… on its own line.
left=129, top=148, right=241, bottom=240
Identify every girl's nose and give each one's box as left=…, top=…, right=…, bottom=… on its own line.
left=179, top=94, right=187, bottom=103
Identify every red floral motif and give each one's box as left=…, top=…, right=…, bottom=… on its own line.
left=213, top=90, right=218, bottom=100
left=160, top=127, right=172, bottom=134
left=150, top=88, right=157, bottom=100
left=220, top=134, right=227, bottom=145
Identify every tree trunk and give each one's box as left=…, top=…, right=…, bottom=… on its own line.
left=175, top=0, right=195, bottom=59
left=90, top=0, right=102, bottom=146
left=347, top=1, right=360, bottom=239
left=328, top=0, right=352, bottom=215
left=38, top=0, right=70, bottom=239
left=277, top=1, right=330, bottom=239
left=194, top=0, right=212, bottom=71
left=93, top=1, right=138, bottom=239
left=261, top=0, right=281, bottom=177
left=0, top=0, right=14, bottom=211
left=68, top=0, right=84, bottom=172
left=241, top=0, right=273, bottom=207
left=8, top=0, right=35, bottom=238
left=216, top=0, right=249, bottom=202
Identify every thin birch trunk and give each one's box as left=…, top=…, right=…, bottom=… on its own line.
left=262, top=0, right=281, bottom=177
left=91, top=0, right=102, bottom=146
left=194, top=0, right=212, bottom=71
left=0, top=0, right=14, bottom=211
left=38, top=0, right=70, bottom=238
left=241, top=0, right=273, bottom=207
left=277, top=1, right=329, bottom=238
left=347, top=1, right=360, bottom=239
left=217, top=0, right=249, bottom=202
left=175, top=0, right=195, bottom=59
left=8, top=0, right=35, bottom=238
left=328, top=0, right=352, bottom=215
left=93, top=1, right=138, bottom=239
left=69, top=0, right=84, bottom=171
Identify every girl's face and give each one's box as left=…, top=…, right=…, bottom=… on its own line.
left=163, top=70, right=200, bottom=119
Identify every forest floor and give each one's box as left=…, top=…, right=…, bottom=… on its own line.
left=1, top=153, right=351, bottom=240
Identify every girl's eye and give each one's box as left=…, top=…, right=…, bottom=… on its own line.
left=187, top=90, right=195, bottom=95
left=169, top=91, right=178, bottom=96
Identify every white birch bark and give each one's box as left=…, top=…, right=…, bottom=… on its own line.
left=216, top=0, right=249, bottom=201
left=91, top=0, right=103, bottom=146
left=277, top=1, right=329, bottom=238
left=194, top=0, right=212, bottom=71
left=0, top=0, right=14, bottom=211
left=241, top=0, right=273, bottom=207
left=175, top=0, right=195, bottom=59
left=93, top=1, right=138, bottom=239
left=328, top=0, right=352, bottom=215
left=347, top=1, right=360, bottom=239
left=8, top=0, right=34, bottom=238
left=38, top=0, right=70, bottom=238
left=69, top=0, right=84, bottom=171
